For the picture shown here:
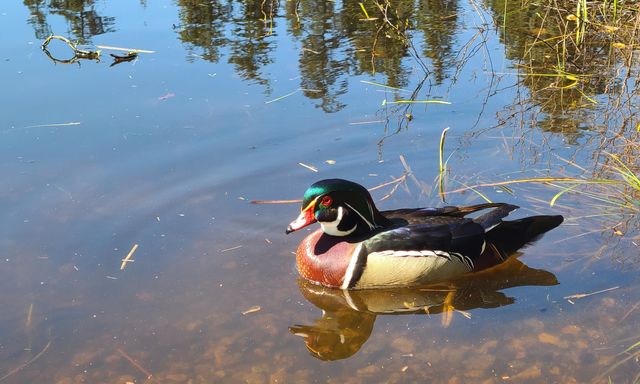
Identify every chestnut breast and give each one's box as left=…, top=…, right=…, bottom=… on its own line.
left=296, top=229, right=360, bottom=288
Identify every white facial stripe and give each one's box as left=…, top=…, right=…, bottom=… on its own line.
left=367, top=200, right=377, bottom=227
left=344, top=202, right=375, bottom=230
left=485, top=223, right=500, bottom=232
left=320, top=206, right=356, bottom=236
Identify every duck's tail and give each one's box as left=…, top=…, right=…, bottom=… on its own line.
left=486, top=215, right=564, bottom=257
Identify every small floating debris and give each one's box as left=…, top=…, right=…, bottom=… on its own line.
left=24, top=122, right=81, bottom=129
left=360, top=80, right=409, bottom=92
left=95, top=45, right=154, bottom=54
left=117, top=348, right=154, bottom=380
left=120, top=243, right=139, bottom=270
left=241, top=306, right=262, bottom=315
left=41, top=35, right=100, bottom=64
left=382, top=99, right=451, bottom=106
left=348, top=120, right=385, bottom=125
left=109, top=51, right=138, bottom=67
left=563, top=286, right=620, bottom=301
left=298, top=162, right=318, bottom=172
left=219, top=245, right=243, bottom=253
left=250, top=199, right=301, bottom=205
left=265, top=88, right=300, bottom=104
left=158, top=92, right=175, bottom=101
left=26, top=303, right=34, bottom=327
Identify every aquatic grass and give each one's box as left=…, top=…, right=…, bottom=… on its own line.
left=438, top=127, right=449, bottom=180
left=542, top=152, right=640, bottom=213
left=437, top=127, right=450, bottom=201
left=606, top=152, right=640, bottom=192
left=360, top=80, right=410, bottom=92
left=575, top=0, right=588, bottom=45
left=486, top=1, right=640, bottom=229
left=597, top=336, right=640, bottom=383
left=434, top=127, right=495, bottom=204
left=447, top=173, right=639, bottom=213
left=500, top=0, right=640, bottom=114
left=358, top=2, right=375, bottom=21
left=446, top=177, right=620, bottom=195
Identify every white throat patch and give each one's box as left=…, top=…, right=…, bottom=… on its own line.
left=320, top=206, right=356, bottom=236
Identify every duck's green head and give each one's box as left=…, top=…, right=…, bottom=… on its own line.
left=286, top=179, right=385, bottom=237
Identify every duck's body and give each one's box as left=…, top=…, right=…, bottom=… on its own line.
left=287, top=179, right=563, bottom=289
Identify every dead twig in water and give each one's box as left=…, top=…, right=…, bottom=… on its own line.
left=445, top=177, right=617, bottom=195
left=24, top=122, right=81, bottom=129
left=298, top=162, right=318, bottom=173
left=109, top=52, right=138, bottom=67
left=219, top=245, right=243, bottom=253
left=0, top=340, right=51, bottom=382
left=368, top=174, right=407, bottom=192
left=400, top=154, right=428, bottom=195
left=120, top=244, right=138, bottom=270
left=251, top=157, right=415, bottom=204
left=241, top=306, right=262, bottom=315
left=251, top=174, right=409, bottom=204
left=117, top=348, right=153, bottom=381
left=563, top=286, right=620, bottom=301
left=41, top=35, right=101, bottom=64
left=378, top=175, right=408, bottom=201
left=96, top=45, right=155, bottom=54
left=619, top=299, right=640, bottom=323
left=251, top=199, right=302, bottom=205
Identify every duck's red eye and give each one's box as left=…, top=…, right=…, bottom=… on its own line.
left=320, top=195, right=332, bottom=207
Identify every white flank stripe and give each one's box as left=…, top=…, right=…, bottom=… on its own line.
left=341, top=243, right=363, bottom=289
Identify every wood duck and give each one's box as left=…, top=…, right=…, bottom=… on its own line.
left=286, top=179, right=563, bottom=289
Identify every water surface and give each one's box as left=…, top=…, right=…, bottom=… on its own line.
left=1, top=1, right=639, bottom=383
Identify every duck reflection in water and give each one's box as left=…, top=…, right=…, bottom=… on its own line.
left=290, top=256, right=557, bottom=361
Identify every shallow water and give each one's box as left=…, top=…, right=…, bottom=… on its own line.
left=1, top=1, right=639, bottom=383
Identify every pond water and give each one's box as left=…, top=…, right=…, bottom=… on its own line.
left=1, top=1, right=639, bottom=383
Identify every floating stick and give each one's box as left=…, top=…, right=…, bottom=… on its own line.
left=120, top=244, right=139, bottom=270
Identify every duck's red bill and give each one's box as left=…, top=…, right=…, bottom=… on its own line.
left=286, top=200, right=317, bottom=234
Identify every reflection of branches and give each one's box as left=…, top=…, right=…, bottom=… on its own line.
left=484, top=0, right=639, bottom=159
left=260, top=0, right=276, bottom=36
left=371, top=0, right=430, bottom=75
left=24, top=0, right=115, bottom=42
left=376, top=73, right=429, bottom=159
